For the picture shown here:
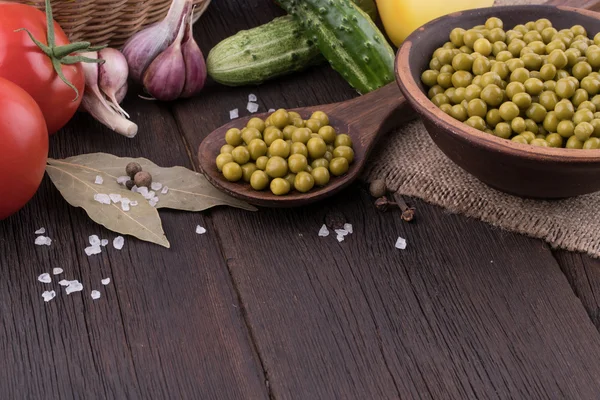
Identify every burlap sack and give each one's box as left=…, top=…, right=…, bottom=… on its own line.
left=365, top=0, right=600, bottom=258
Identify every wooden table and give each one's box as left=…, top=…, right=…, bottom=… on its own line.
left=3, top=1, right=600, bottom=398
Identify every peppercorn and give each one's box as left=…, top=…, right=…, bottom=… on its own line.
left=134, top=171, right=153, bottom=188
left=125, top=180, right=135, bottom=190
left=126, top=162, right=143, bottom=179
left=369, top=179, right=388, bottom=198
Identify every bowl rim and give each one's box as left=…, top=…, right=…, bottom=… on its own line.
left=396, top=4, right=600, bottom=163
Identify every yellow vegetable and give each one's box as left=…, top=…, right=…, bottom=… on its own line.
left=376, top=0, right=495, bottom=47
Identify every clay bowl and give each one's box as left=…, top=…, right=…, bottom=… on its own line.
left=396, top=5, right=600, bottom=198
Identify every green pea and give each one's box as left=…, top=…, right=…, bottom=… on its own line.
left=511, top=135, right=529, bottom=144
left=496, top=50, right=513, bottom=62
left=574, top=109, right=594, bottom=125
left=481, top=84, right=504, bottom=107
left=450, top=105, right=468, bottom=121
left=450, top=28, right=466, bottom=47
left=486, top=108, right=503, bottom=128
left=511, top=117, right=527, bottom=134
left=570, top=40, right=589, bottom=54
left=506, top=30, right=524, bottom=42
left=571, top=24, right=587, bottom=37
left=556, top=69, right=571, bottom=80
left=525, top=119, right=540, bottom=134
left=464, top=85, right=482, bottom=102
left=521, top=131, right=536, bottom=143
left=586, top=45, right=600, bottom=68
left=506, top=81, right=526, bottom=99
left=583, top=137, right=600, bottom=149
left=565, top=48, right=582, bottom=67
left=465, top=116, right=486, bottom=131
left=499, top=102, right=520, bottom=121
left=472, top=57, right=492, bottom=75
left=557, top=120, right=575, bottom=138
left=485, top=17, right=503, bottom=30
left=581, top=76, right=600, bottom=96
left=526, top=103, right=547, bottom=123
left=546, top=39, right=566, bottom=53
left=566, top=136, right=584, bottom=149
left=451, top=71, right=473, bottom=88
left=530, top=138, right=549, bottom=147
left=494, top=122, right=512, bottom=139
left=460, top=46, right=473, bottom=54
left=555, top=99, right=575, bottom=120
left=544, top=80, right=557, bottom=91
left=430, top=58, right=442, bottom=71
left=547, top=49, right=568, bottom=69
left=578, top=101, right=597, bottom=113
left=508, top=39, right=526, bottom=57
left=524, top=78, right=544, bottom=95
left=464, top=29, right=484, bottom=48
left=452, top=53, right=474, bottom=71
left=540, top=64, right=557, bottom=81
left=467, top=99, right=488, bottom=118
left=555, top=78, right=576, bottom=99
left=572, top=61, right=593, bottom=81
left=523, top=30, right=542, bottom=44
left=543, top=111, right=559, bottom=133
left=538, top=91, right=558, bottom=112
left=506, top=58, right=525, bottom=72
left=575, top=121, right=594, bottom=141
left=546, top=133, right=563, bottom=147
left=480, top=72, right=502, bottom=87
left=492, top=40, right=508, bottom=56
left=591, top=119, right=600, bottom=137
left=528, top=41, right=547, bottom=55
left=440, top=65, right=455, bottom=74
left=510, top=67, right=530, bottom=83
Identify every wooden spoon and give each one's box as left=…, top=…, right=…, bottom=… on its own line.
left=198, top=83, right=413, bottom=207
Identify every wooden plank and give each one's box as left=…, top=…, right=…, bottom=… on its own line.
left=173, top=2, right=600, bottom=397
left=0, top=97, right=267, bottom=399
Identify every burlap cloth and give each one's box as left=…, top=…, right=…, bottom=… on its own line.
left=365, top=0, right=600, bottom=258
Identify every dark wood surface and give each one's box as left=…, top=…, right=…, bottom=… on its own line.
left=3, top=0, right=600, bottom=399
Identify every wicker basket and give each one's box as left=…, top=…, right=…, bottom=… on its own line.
left=10, top=0, right=209, bottom=47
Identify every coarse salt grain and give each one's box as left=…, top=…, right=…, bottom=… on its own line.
left=38, top=273, right=51, bottom=283
left=161, top=186, right=169, bottom=194
left=121, top=202, right=130, bottom=212
left=101, top=278, right=110, bottom=285
left=335, top=229, right=349, bottom=237
left=85, top=245, right=102, bottom=256
left=113, top=236, right=125, bottom=250
left=196, top=225, right=206, bottom=234
left=35, top=236, right=52, bottom=246
left=34, top=227, right=45, bottom=235
left=131, top=185, right=139, bottom=193
left=52, top=268, right=63, bottom=275
left=101, top=239, right=109, bottom=246
left=137, top=186, right=149, bottom=197
left=248, top=93, right=257, bottom=102
left=144, top=190, right=155, bottom=200
left=109, top=193, right=122, bottom=204
left=117, top=176, right=129, bottom=185
left=94, top=193, right=111, bottom=205
left=130, top=201, right=138, bottom=207
left=268, top=108, right=276, bottom=113
left=336, top=234, right=345, bottom=243
left=65, top=281, right=83, bottom=295
left=395, top=237, right=407, bottom=250
left=95, top=175, right=103, bottom=185
left=149, top=198, right=158, bottom=207
left=89, top=235, right=101, bottom=246
left=58, top=280, right=70, bottom=287
left=344, top=223, right=353, bottom=234
left=151, top=182, right=163, bottom=191
left=42, top=290, right=56, bottom=302
left=247, top=102, right=259, bottom=113
left=229, top=108, right=239, bottom=119
left=318, top=225, right=330, bottom=237
left=91, top=290, right=101, bottom=300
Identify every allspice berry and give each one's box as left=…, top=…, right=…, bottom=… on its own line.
left=134, top=171, right=153, bottom=188
left=125, top=180, right=135, bottom=190
left=126, top=162, right=143, bottom=179
left=369, top=179, right=387, bottom=198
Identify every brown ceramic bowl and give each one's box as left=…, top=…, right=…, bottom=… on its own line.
left=396, top=5, right=600, bottom=198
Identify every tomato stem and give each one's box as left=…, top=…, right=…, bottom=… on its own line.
left=16, top=0, right=108, bottom=101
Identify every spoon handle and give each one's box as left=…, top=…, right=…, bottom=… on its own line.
left=322, top=82, right=415, bottom=149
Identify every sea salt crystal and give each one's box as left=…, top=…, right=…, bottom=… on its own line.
left=89, top=235, right=101, bottom=246
left=318, top=224, right=330, bottom=237
left=117, top=176, right=130, bottom=185
left=149, top=198, right=158, bottom=207
left=35, top=227, right=45, bottom=235
left=343, top=223, right=353, bottom=234
left=38, top=273, right=51, bottom=283
left=101, top=239, right=109, bottom=247
left=395, top=236, right=407, bottom=250
left=335, top=229, right=349, bottom=237
left=101, top=278, right=110, bottom=285
left=91, top=290, right=101, bottom=300
left=131, top=185, right=139, bottom=193
left=130, top=201, right=138, bottom=207
left=35, top=236, right=52, bottom=246
left=109, top=193, right=122, bottom=204
left=65, top=281, right=83, bottom=295
left=94, top=193, right=111, bottom=205
left=161, top=186, right=169, bottom=195
left=95, top=175, right=103, bottom=185
left=151, top=182, right=163, bottom=191
left=113, top=236, right=124, bottom=250
left=268, top=108, right=276, bottom=113
left=58, top=280, right=70, bottom=287
left=248, top=93, right=257, bottom=102
left=85, top=245, right=102, bottom=256
left=137, top=186, right=149, bottom=197
left=247, top=102, right=259, bottom=113
left=42, top=290, right=56, bottom=302
left=229, top=108, right=239, bottom=119
left=121, top=201, right=130, bottom=212
left=52, top=268, right=63, bottom=275
left=143, top=190, right=155, bottom=200
left=336, top=234, right=345, bottom=243
left=196, top=225, right=206, bottom=234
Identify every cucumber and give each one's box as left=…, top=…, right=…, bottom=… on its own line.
left=279, top=0, right=395, bottom=94
left=207, top=0, right=378, bottom=87
left=207, top=16, right=323, bottom=86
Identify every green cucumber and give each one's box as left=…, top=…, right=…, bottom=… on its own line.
left=207, top=16, right=323, bottom=86
left=279, top=0, right=395, bottom=94
left=207, top=0, right=377, bottom=87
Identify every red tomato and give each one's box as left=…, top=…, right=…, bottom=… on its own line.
left=0, top=4, right=84, bottom=135
left=0, top=77, right=49, bottom=220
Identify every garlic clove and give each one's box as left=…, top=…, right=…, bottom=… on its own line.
left=122, top=0, right=191, bottom=83
left=142, top=10, right=187, bottom=102
left=80, top=51, right=116, bottom=114
left=98, top=48, right=130, bottom=118
left=81, top=93, right=138, bottom=138
left=180, top=11, right=207, bottom=98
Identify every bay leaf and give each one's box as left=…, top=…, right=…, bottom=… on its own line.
left=53, top=153, right=257, bottom=212
left=46, top=158, right=170, bottom=248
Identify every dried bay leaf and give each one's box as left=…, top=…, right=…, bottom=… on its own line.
left=53, top=153, right=257, bottom=212
left=46, top=158, right=170, bottom=248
